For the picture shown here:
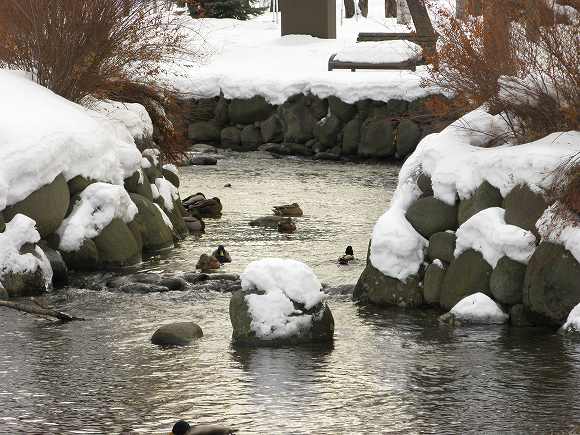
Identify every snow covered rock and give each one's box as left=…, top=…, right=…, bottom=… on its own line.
left=129, top=193, right=175, bottom=252
left=230, top=259, right=334, bottom=346
left=0, top=214, right=53, bottom=297
left=89, top=99, right=154, bottom=145
left=560, top=304, right=580, bottom=333
left=457, top=181, right=503, bottom=225
left=440, top=293, right=509, bottom=325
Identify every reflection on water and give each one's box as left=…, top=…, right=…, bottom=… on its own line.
left=0, top=154, right=579, bottom=434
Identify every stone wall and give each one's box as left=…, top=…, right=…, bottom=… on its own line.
left=185, top=93, right=452, bottom=161
left=354, top=176, right=580, bottom=327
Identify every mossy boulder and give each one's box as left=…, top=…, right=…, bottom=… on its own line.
left=188, top=121, right=220, bottom=143
left=523, top=242, right=580, bottom=325
left=313, top=114, right=342, bottom=149
left=328, top=96, right=356, bottom=122
left=280, top=95, right=317, bottom=144
left=41, top=246, right=68, bottom=288
left=93, top=218, right=141, bottom=268
left=3, top=174, right=70, bottom=238
left=490, top=256, right=526, bottom=305
left=396, top=119, right=421, bottom=157
left=406, top=197, right=458, bottom=239
left=221, top=126, right=241, bottom=148
left=1, top=268, right=47, bottom=297
left=240, top=125, right=263, bottom=150
left=124, top=171, right=153, bottom=202
left=509, top=304, right=534, bottom=327
left=151, top=322, right=203, bottom=346
left=427, top=231, right=456, bottom=263
left=260, top=115, right=284, bottom=143
left=417, top=173, right=433, bottom=195
left=162, top=168, right=180, bottom=189
left=424, top=262, right=446, bottom=305
left=67, top=175, right=95, bottom=196
left=439, top=249, right=492, bottom=310
left=164, top=200, right=189, bottom=240
left=353, top=260, right=423, bottom=308
left=503, top=184, right=547, bottom=237
left=228, top=96, right=275, bottom=125
left=61, top=239, right=99, bottom=271
left=129, top=193, right=174, bottom=252
left=341, top=118, right=362, bottom=155
left=358, top=118, right=395, bottom=158
left=387, top=99, right=409, bottom=115
left=458, top=181, right=503, bottom=225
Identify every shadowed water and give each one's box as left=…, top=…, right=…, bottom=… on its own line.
left=0, top=153, right=579, bottom=434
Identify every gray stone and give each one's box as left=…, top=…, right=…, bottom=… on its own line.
left=128, top=220, right=143, bottom=253
left=313, top=114, right=341, bottom=149
left=160, top=277, right=188, bottom=291
left=93, top=218, right=141, bottom=268
left=214, top=96, right=229, bottom=126
left=118, top=283, right=169, bottom=294
left=306, top=95, right=328, bottom=120
left=41, top=246, right=68, bottom=287
left=510, top=304, right=533, bottom=327
left=3, top=174, right=70, bottom=239
left=427, top=231, right=456, bottom=263
left=440, top=249, right=492, bottom=310
left=190, top=97, right=218, bottom=122
left=67, top=175, right=94, bottom=196
left=166, top=199, right=189, bottom=240
left=314, top=152, right=341, bottom=161
left=523, top=242, right=580, bottom=325
left=240, top=125, right=263, bottom=150
left=406, top=197, right=458, bottom=238
left=0, top=268, right=47, bottom=297
left=0, top=212, right=4, bottom=233
left=151, top=322, right=203, bottom=346
left=503, top=184, right=548, bottom=237
left=189, top=156, right=218, bottom=166
left=230, top=289, right=334, bottom=346
left=61, top=239, right=99, bottom=271
left=162, top=168, right=180, bottom=188
left=387, top=99, right=409, bottom=115
left=341, top=118, right=361, bottom=155
left=396, top=119, right=421, bottom=157
left=260, top=114, right=284, bottom=143
left=424, top=262, right=446, bottom=305
left=142, top=155, right=162, bottom=182
left=285, top=143, right=314, bottom=156
left=458, top=181, right=503, bottom=225
left=124, top=171, right=153, bottom=202
left=353, top=258, right=423, bottom=308
left=129, top=193, right=174, bottom=252
left=228, top=96, right=275, bottom=125
left=358, top=118, right=395, bottom=158
left=221, top=126, right=241, bottom=148
left=188, top=121, right=220, bottom=143
left=280, top=95, right=317, bottom=143
left=490, top=256, right=526, bottom=305
left=417, top=173, right=433, bottom=195
left=328, top=96, right=357, bottom=122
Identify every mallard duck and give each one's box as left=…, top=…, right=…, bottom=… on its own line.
left=338, top=246, right=355, bottom=265
left=277, top=218, right=297, bottom=233
left=172, top=420, right=238, bottom=435
left=273, top=202, right=303, bottom=217
left=212, top=245, right=232, bottom=264
left=182, top=192, right=206, bottom=207
left=196, top=254, right=221, bottom=272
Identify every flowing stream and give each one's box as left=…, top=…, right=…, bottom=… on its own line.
left=0, top=152, right=579, bottom=434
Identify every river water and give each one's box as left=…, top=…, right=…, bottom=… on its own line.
left=0, top=153, right=579, bottom=434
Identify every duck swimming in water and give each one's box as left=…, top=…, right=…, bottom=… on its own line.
left=172, top=420, right=238, bottom=435
left=212, top=245, right=232, bottom=264
left=338, top=246, right=355, bottom=265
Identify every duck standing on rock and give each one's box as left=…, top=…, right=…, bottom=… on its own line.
left=338, top=246, right=355, bottom=265
left=212, top=245, right=232, bottom=264
left=273, top=202, right=303, bottom=217
left=172, top=420, right=238, bottom=435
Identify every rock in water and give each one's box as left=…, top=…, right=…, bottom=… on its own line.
left=151, top=322, right=203, bottom=346
left=441, top=292, right=508, bottom=325
left=229, top=258, right=334, bottom=346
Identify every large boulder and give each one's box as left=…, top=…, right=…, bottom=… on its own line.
left=3, top=174, right=70, bottom=238
left=260, top=115, right=284, bottom=143
left=416, top=173, right=433, bottom=195
left=523, top=242, right=580, bottom=325
left=328, top=96, right=356, bottom=122
left=353, top=260, right=423, bottom=308
left=427, top=231, right=456, bottom=264
left=458, top=181, right=503, bottom=225
left=221, top=126, right=241, bottom=148
left=162, top=168, right=180, bottom=189
left=240, top=125, right=263, bottom=150
left=129, top=193, right=174, bottom=252
left=41, top=246, right=68, bottom=288
left=358, top=118, right=395, bottom=158
left=387, top=99, right=409, bottom=116
left=313, top=114, right=342, bottom=150
left=396, top=119, right=421, bottom=157
left=341, top=118, right=362, bottom=155
left=151, top=322, right=203, bottom=346
left=188, top=121, right=220, bottom=143
left=439, top=249, right=493, bottom=310
left=405, top=197, right=458, bottom=239
left=441, top=292, right=508, bottom=325
left=93, top=218, right=141, bottom=268
left=424, top=261, right=446, bottom=305
left=164, top=199, right=189, bottom=240
left=61, top=239, right=99, bottom=271
left=67, top=175, right=94, bottom=196
left=490, top=256, right=526, bottom=305
left=280, top=95, right=317, bottom=143
left=124, top=170, right=154, bottom=202
left=214, top=96, right=229, bottom=126
left=228, top=96, right=275, bottom=125
left=503, top=184, right=547, bottom=237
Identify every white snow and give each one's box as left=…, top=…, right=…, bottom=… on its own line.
left=0, top=214, right=52, bottom=289
left=241, top=258, right=325, bottom=339
left=154, top=204, right=174, bottom=229
left=450, top=293, right=509, bottom=324
left=155, top=178, right=178, bottom=211
left=537, top=202, right=580, bottom=263
left=142, top=148, right=160, bottom=167
left=561, top=303, right=580, bottom=333
left=141, top=157, right=152, bottom=169
left=335, top=40, right=422, bottom=64
left=162, top=163, right=179, bottom=176
left=370, top=106, right=580, bottom=280
left=87, top=99, right=153, bottom=141
left=151, top=183, right=161, bottom=200
left=0, top=70, right=142, bottom=211
left=455, top=208, right=536, bottom=267
left=57, top=183, right=138, bottom=252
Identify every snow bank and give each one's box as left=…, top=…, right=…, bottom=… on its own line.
left=88, top=99, right=154, bottom=141
left=455, top=208, right=536, bottom=267
left=155, top=178, right=178, bottom=211
left=370, top=106, right=580, bottom=280
left=561, top=303, right=580, bottom=333
left=450, top=293, right=509, bottom=324
left=335, top=40, right=422, bottom=64
left=0, top=70, right=141, bottom=211
left=57, top=183, right=138, bottom=252
left=241, top=259, right=325, bottom=339
left=0, top=214, right=52, bottom=289
left=537, top=202, right=580, bottom=264
left=162, top=164, right=179, bottom=176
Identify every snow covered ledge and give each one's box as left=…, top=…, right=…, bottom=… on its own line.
left=354, top=106, right=580, bottom=327
left=229, top=259, right=334, bottom=346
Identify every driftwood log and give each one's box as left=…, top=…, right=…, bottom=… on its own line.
left=0, top=299, right=84, bottom=322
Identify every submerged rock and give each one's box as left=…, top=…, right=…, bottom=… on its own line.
left=151, top=322, right=203, bottom=346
